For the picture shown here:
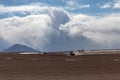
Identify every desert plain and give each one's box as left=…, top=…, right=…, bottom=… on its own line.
left=0, top=52, right=120, bottom=80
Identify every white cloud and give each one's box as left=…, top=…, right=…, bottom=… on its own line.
left=0, top=7, right=71, bottom=51
left=80, top=4, right=90, bottom=8
left=113, top=0, right=120, bottom=8
left=0, top=14, right=53, bottom=50
left=0, top=1, right=90, bottom=16
left=101, top=0, right=120, bottom=9
left=48, top=7, right=70, bottom=28
left=101, top=3, right=111, bottom=8
left=0, top=4, right=50, bottom=15
left=65, top=0, right=90, bottom=10
left=60, top=14, right=94, bottom=37
left=60, top=13, right=120, bottom=47
left=1, top=3, right=120, bottom=51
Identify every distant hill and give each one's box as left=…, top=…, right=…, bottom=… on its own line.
left=4, top=44, right=39, bottom=52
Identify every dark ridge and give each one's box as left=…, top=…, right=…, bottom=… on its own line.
left=4, top=44, right=39, bottom=52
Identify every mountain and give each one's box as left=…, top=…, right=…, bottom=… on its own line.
left=4, top=44, right=39, bottom=52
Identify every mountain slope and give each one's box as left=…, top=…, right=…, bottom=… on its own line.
left=4, top=44, right=39, bottom=52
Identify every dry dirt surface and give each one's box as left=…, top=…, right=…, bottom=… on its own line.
left=0, top=53, right=120, bottom=80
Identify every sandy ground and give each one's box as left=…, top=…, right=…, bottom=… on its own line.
left=0, top=53, right=120, bottom=80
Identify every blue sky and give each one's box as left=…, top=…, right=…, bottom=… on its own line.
left=0, top=0, right=120, bottom=51
left=0, top=0, right=120, bottom=15
left=0, top=0, right=113, bottom=6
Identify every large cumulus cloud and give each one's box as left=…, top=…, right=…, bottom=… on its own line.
left=48, top=7, right=70, bottom=28
left=0, top=4, right=120, bottom=51
left=0, top=14, right=52, bottom=51
left=60, top=13, right=120, bottom=49
left=0, top=7, right=71, bottom=51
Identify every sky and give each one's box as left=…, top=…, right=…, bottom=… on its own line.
left=0, top=0, right=120, bottom=51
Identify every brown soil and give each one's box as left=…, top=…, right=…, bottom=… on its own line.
left=0, top=53, right=120, bottom=80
